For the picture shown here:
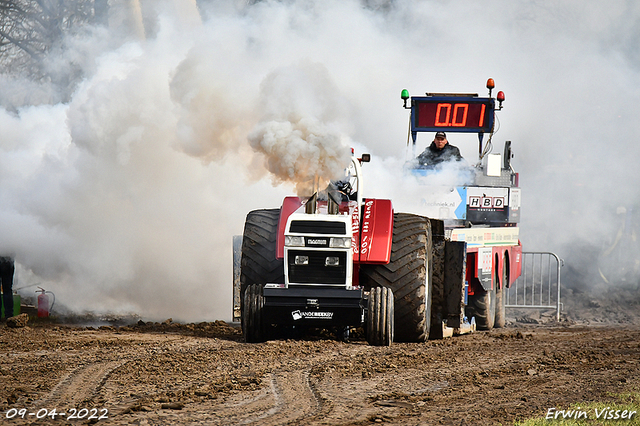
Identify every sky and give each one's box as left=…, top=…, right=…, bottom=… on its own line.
left=0, top=0, right=639, bottom=321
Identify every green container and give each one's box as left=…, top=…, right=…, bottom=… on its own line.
left=1, top=294, right=20, bottom=318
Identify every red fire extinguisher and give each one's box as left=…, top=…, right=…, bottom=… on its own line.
left=37, top=287, right=55, bottom=318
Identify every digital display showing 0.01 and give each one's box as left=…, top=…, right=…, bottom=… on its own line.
left=413, top=97, right=494, bottom=133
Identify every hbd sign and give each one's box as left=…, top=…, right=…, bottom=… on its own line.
left=467, top=187, right=509, bottom=212
left=469, top=195, right=505, bottom=209
left=466, top=187, right=511, bottom=223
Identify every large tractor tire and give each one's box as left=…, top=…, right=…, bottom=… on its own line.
left=240, top=209, right=284, bottom=306
left=240, top=209, right=284, bottom=339
left=494, top=258, right=507, bottom=329
left=366, top=286, right=394, bottom=346
left=468, top=281, right=496, bottom=331
left=360, top=213, right=433, bottom=342
left=242, top=284, right=266, bottom=343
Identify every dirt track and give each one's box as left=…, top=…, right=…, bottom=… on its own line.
left=1, top=311, right=640, bottom=425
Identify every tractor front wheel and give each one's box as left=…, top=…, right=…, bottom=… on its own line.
left=367, top=286, right=394, bottom=346
left=242, top=284, right=266, bottom=343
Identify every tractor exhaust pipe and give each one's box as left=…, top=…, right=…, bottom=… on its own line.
left=305, top=192, right=317, bottom=214
left=328, top=191, right=340, bottom=215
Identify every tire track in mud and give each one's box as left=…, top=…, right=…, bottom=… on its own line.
left=180, top=369, right=326, bottom=425
left=116, top=357, right=330, bottom=425
left=34, top=360, right=124, bottom=408
left=107, top=369, right=325, bottom=426
left=239, top=370, right=325, bottom=425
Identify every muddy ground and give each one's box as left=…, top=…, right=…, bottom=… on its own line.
left=1, top=289, right=640, bottom=426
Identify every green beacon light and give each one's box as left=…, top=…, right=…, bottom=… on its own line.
left=401, top=88, right=410, bottom=108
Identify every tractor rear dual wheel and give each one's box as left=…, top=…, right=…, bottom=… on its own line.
left=240, top=209, right=285, bottom=304
left=239, top=209, right=284, bottom=341
left=360, top=213, right=432, bottom=342
left=367, top=286, right=394, bottom=346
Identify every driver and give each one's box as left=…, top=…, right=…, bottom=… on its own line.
left=328, top=179, right=355, bottom=202
left=416, top=132, right=463, bottom=166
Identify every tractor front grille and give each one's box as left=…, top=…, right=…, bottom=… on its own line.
left=287, top=250, right=347, bottom=285
left=289, top=220, right=347, bottom=235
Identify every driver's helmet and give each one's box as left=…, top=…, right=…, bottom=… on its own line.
left=335, top=180, right=351, bottom=194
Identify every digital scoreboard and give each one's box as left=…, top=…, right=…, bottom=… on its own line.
left=410, top=96, right=495, bottom=134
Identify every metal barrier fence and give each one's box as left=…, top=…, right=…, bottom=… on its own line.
left=505, top=252, right=564, bottom=321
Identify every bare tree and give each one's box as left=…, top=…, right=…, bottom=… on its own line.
left=0, top=0, right=108, bottom=102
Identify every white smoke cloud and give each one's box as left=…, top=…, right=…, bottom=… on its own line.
left=1, top=0, right=639, bottom=321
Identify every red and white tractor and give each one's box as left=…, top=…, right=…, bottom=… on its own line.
left=233, top=79, right=522, bottom=345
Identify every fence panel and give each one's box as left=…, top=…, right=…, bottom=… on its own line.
left=505, top=252, right=563, bottom=321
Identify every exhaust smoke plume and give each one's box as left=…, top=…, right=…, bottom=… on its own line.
left=248, top=61, right=352, bottom=195
left=1, top=0, right=639, bottom=321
